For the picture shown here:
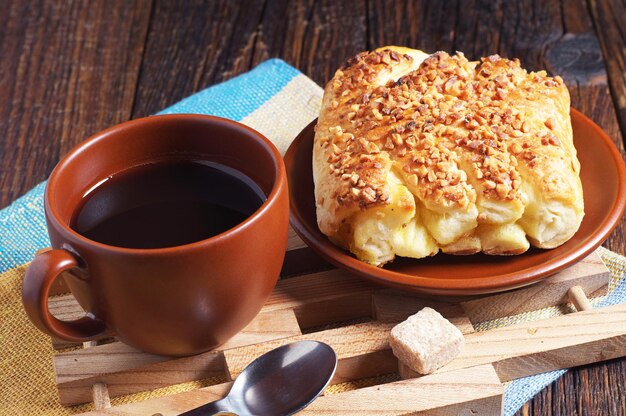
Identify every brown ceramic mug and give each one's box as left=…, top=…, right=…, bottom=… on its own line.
left=22, top=114, right=288, bottom=356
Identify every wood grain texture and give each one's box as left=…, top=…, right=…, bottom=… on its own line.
left=440, top=303, right=626, bottom=381
left=78, top=366, right=502, bottom=416
left=294, top=0, right=368, bottom=86
left=368, top=0, right=458, bottom=53
left=81, top=341, right=112, bottom=411
left=301, top=364, right=503, bottom=415
left=372, top=252, right=609, bottom=326
left=54, top=340, right=224, bottom=406
left=587, top=0, right=626, bottom=144
left=372, top=293, right=475, bottom=334
left=130, top=0, right=267, bottom=118
left=0, top=0, right=152, bottom=207
left=460, top=252, right=609, bottom=323
left=260, top=267, right=379, bottom=315
left=79, top=382, right=233, bottom=415
left=54, top=308, right=300, bottom=405
left=223, top=321, right=396, bottom=383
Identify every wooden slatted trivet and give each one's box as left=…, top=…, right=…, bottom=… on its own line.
left=43, top=228, right=624, bottom=415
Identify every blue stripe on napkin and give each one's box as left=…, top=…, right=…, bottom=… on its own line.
left=0, top=182, right=49, bottom=272
left=158, top=59, right=301, bottom=120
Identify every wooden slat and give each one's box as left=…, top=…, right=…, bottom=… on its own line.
left=55, top=341, right=223, bottom=406
left=302, top=365, right=503, bottom=416
left=460, top=252, right=609, bottom=323
left=224, top=321, right=395, bottom=382
left=79, top=365, right=502, bottom=416
left=79, top=382, right=233, bottom=416
left=260, top=267, right=379, bottom=314
left=372, top=252, right=608, bottom=326
left=81, top=341, right=112, bottom=411
left=295, top=291, right=374, bottom=330
left=372, top=293, right=475, bottom=334
left=438, top=303, right=626, bottom=382
left=54, top=308, right=301, bottom=405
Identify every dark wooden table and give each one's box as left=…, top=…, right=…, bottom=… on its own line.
left=1, top=1, right=624, bottom=414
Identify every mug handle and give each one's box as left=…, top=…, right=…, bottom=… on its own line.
left=22, top=249, right=109, bottom=342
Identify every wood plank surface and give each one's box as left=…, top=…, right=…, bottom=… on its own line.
left=2, top=1, right=626, bottom=415
left=302, top=365, right=503, bottom=416
left=0, top=0, right=152, bottom=207
left=588, top=0, right=626, bottom=142
left=223, top=321, right=395, bottom=383
left=79, top=382, right=233, bottom=416
left=54, top=308, right=301, bottom=405
left=459, top=252, right=609, bottom=323
left=131, top=0, right=268, bottom=118
left=78, top=365, right=503, bottom=416
left=222, top=296, right=626, bottom=393
left=441, top=303, right=626, bottom=381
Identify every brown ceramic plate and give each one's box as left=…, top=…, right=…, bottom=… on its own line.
left=285, top=109, right=626, bottom=295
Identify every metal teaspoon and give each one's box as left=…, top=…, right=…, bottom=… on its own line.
left=180, top=340, right=337, bottom=416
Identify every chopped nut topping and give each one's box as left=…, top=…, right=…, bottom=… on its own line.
left=510, top=143, right=523, bottom=154
left=317, top=48, right=568, bottom=208
left=521, top=121, right=530, bottom=133
left=496, top=183, right=509, bottom=198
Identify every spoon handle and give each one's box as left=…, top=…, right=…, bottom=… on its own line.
left=179, top=397, right=235, bottom=416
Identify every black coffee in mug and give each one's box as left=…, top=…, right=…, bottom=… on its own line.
left=71, top=160, right=265, bottom=249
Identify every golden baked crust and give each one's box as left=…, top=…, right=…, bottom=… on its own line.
left=313, top=46, right=584, bottom=266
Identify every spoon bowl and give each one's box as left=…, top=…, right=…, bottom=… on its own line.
left=182, top=341, right=337, bottom=415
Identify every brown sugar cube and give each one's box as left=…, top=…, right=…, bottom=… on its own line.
left=389, top=307, right=464, bottom=375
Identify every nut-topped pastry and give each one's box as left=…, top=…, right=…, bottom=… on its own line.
left=313, top=46, right=584, bottom=266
